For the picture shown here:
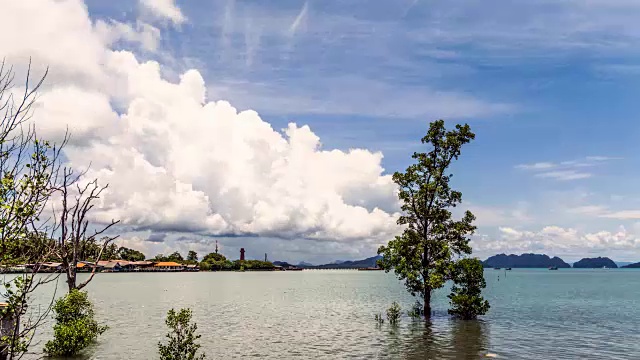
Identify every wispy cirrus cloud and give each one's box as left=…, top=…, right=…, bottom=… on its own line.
left=139, top=0, right=186, bottom=25
left=536, top=170, right=592, bottom=181
left=515, top=162, right=555, bottom=170
left=515, top=156, right=621, bottom=181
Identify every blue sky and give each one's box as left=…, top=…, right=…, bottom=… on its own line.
left=9, top=0, right=640, bottom=263
left=115, top=1, right=640, bottom=260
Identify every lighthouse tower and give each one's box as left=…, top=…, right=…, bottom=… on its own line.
left=240, top=248, right=245, bottom=261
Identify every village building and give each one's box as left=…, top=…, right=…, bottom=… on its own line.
left=153, top=261, right=184, bottom=272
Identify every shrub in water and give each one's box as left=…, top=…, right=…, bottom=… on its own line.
left=407, top=300, right=424, bottom=320
left=44, top=290, right=107, bottom=356
left=386, top=302, right=401, bottom=326
left=158, top=308, right=206, bottom=360
left=448, top=258, right=490, bottom=320
left=374, top=313, right=384, bottom=325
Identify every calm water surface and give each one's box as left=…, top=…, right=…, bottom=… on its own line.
left=12, top=269, right=640, bottom=359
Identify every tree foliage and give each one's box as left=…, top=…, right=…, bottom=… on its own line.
left=117, top=246, right=146, bottom=261
left=377, top=120, right=480, bottom=318
left=153, top=252, right=185, bottom=263
left=187, top=251, right=198, bottom=262
left=43, top=290, right=107, bottom=357
left=0, top=61, right=66, bottom=360
left=158, top=308, right=206, bottom=360
left=200, top=253, right=232, bottom=271
left=232, top=260, right=273, bottom=271
left=202, top=253, right=226, bottom=263
left=448, top=258, right=490, bottom=320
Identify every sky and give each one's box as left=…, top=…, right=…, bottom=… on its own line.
left=3, top=0, right=640, bottom=264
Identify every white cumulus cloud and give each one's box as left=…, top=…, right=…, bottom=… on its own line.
left=2, top=0, right=400, bottom=246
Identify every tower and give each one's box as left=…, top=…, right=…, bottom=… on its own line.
left=215, top=240, right=218, bottom=254
left=265, top=253, right=267, bottom=262
left=240, top=248, right=245, bottom=261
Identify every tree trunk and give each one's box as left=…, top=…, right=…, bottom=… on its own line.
left=423, top=288, right=432, bottom=319
left=66, top=264, right=76, bottom=292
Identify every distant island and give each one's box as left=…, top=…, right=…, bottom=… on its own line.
left=622, top=262, right=640, bottom=268
left=275, top=255, right=382, bottom=269
left=573, top=257, right=618, bottom=268
left=483, top=253, right=571, bottom=268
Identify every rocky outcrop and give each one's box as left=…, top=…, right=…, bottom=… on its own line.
left=573, top=257, right=618, bottom=268
left=483, top=253, right=571, bottom=268
left=622, top=262, right=640, bottom=268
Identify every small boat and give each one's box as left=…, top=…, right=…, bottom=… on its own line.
left=549, top=266, right=558, bottom=270
left=358, top=267, right=384, bottom=271
left=505, top=268, right=512, bottom=271
left=494, top=267, right=501, bottom=270
left=285, top=267, right=303, bottom=271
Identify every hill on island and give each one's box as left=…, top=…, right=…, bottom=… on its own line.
left=275, top=255, right=383, bottom=269
left=483, top=253, right=571, bottom=268
left=573, top=257, right=618, bottom=268
left=314, top=255, right=382, bottom=269
left=272, top=261, right=296, bottom=267
left=622, top=262, right=640, bottom=268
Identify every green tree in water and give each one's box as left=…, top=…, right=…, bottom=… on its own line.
left=377, top=120, right=480, bottom=319
left=44, top=290, right=108, bottom=356
left=448, top=258, right=490, bottom=319
left=158, top=308, right=206, bottom=360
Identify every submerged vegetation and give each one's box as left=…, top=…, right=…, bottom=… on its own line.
left=407, top=300, right=424, bottom=320
left=158, top=308, right=206, bottom=360
left=448, top=258, right=490, bottom=320
left=44, top=290, right=108, bottom=356
left=386, top=302, right=402, bottom=326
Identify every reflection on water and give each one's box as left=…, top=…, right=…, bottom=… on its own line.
left=379, top=318, right=489, bottom=359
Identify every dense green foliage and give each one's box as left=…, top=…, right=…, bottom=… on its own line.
left=201, top=253, right=226, bottom=263
left=199, top=253, right=274, bottom=271
left=43, top=290, right=107, bottom=356
left=1, top=232, right=57, bottom=266
left=187, top=251, right=198, bottom=262
left=200, top=253, right=230, bottom=271
left=377, top=120, right=482, bottom=318
left=116, top=246, right=146, bottom=261
left=158, top=308, right=206, bottom=360
left=1, top=236, right=146, bottom=265
left=407, top=300, right=424, bottom=320
left=0, top=136, right=58, bottom=266
left=448, top=258, right=490, bottom=319
left=232, top=260, right=274, bottom=270
left=152, top=252, right=185, bottom=263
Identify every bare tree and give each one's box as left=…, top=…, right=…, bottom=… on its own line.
left=0, top=58, right=67, bottom=360
left=53, top=167, right=120, bottom=292
left=1, top=249, right=60, bottom=360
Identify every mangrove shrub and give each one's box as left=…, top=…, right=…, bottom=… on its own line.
left=158, top=308, right=206, bottom=360
left=44, top=290, right=107, bottom=356
left=448, top=258, right=490, bottom=320
left=378, top=120, right=481, bottom=318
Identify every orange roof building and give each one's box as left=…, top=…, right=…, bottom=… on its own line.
left=154, top=262, right=183, bottom=267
